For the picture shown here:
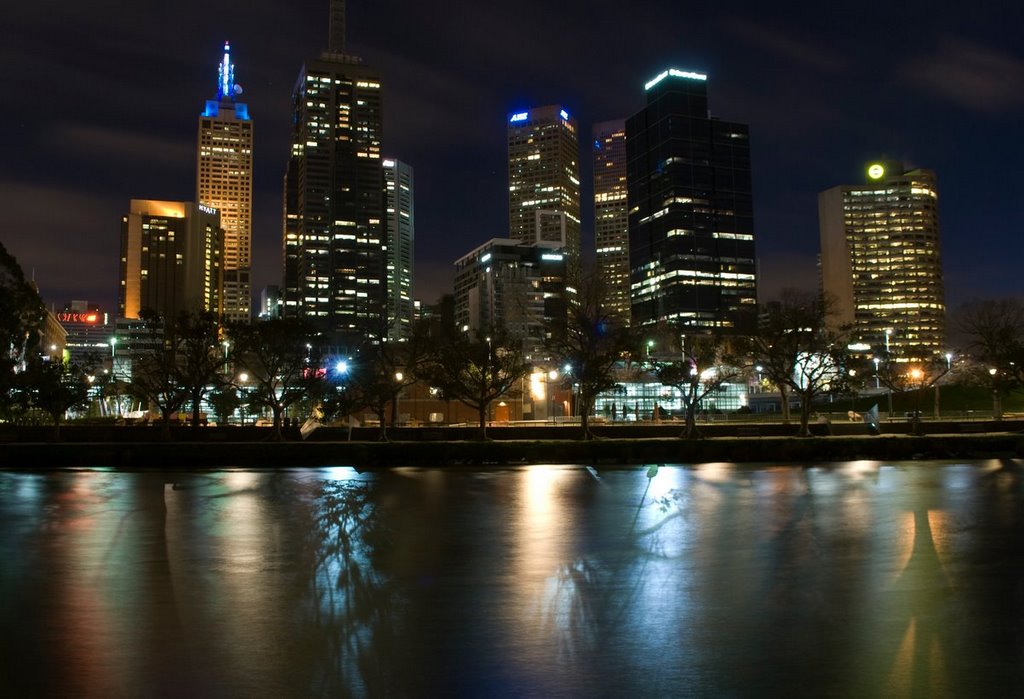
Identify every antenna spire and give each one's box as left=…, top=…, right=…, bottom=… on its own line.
left=329, top=0, right=346, bottom=53
left=217, top=41, right=235, bottom=101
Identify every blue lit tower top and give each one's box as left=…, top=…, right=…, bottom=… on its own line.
left=217, top=42, right=237, bottom=101
left=203, top=42, right=248, bottom=120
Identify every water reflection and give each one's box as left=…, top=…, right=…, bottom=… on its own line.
left=1, top=461, right=1023, bottom=696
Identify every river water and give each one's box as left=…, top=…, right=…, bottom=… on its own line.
left=1, top=461, right=1023, bottom=697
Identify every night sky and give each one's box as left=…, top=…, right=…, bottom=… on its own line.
left=3, top=1, right=1023, bottom=316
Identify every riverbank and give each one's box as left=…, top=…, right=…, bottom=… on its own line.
left=3, top=431, right=1023, bottom=468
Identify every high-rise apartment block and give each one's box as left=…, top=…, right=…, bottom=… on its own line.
left=197, top=42, right=253, bottom=324
left=507, top=105, right=581, bottom=274
left=119, top=200, right=223, bottom=321
left=283, top=0, right=384, bottom=344
left=592, top=119, right=630, bottom=323
left=626, top=69, right=757, bottom=332
left=819, top=162, right=945, bottom=361
left=383, top=158, right=414, bottom=341
left=453, top=238, right=567, bottom=357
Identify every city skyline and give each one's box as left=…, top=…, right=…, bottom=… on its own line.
left=3, top=1, right=1023, bottom=315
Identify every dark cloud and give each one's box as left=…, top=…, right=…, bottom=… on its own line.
left=52, top=122, right=195, bottom=168
left=899, top=38, right=1024, bottom=113
left=721, top=18, right=848, bottom=74
left=0, top=181, right=121, bottom=309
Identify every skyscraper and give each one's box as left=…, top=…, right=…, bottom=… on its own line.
left=119, top=200, right=223, bottom=321
left=592, top=119, right=630, bottom=323
left=507, top=105, right=581, bottom=274
left=283, top=0, right=384, bottom=344
left=819, top=162, right=945, bottom=361
left=453, top=237, right=567, bottom=356
left=383, top=158, right=414, bottom=341
left=626, top=69, right=757, bottom=332
left=197, top=42, right=253, bottom=324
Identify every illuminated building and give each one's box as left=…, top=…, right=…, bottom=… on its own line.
left=592, top=119, right=630, bottom=323
left=383, top=158, right=414, bottom=341
left=258, top=285, right=281, bottom=320
left=56, top=301, right=111, bottom=367
left=819, top=162, right=945, bottom=361
left=119, top=200, right=223, bottom=321
left=626, top=69, right=757, bottom=332
left=453, top=238, right=567, bottom=357
left=282, top=0, right=384, bottom=344
left=507, top=105, right=581, bottom=275
left=197, top=42, right=253, bottom=324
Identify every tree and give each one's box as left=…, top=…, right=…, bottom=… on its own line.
left=20, top=356, right=91, bottom=440
left=228, top=318, right=320, bottom=440
left=650, top=332, right=745, bottom=439
left=207, top=385, right=242, bottom=426
left=349, top=324, right=431, bottom=440
left=955, top=298, right=1024, bottom=419
left=316, top=365, right=363, bottom=441
left=172, top=310, right=223, bottom=429
left=422, top=331, right=530, bottom=439
left=129, top=316, right=189, bottom=440
left=0, top=242, right=45, bottom=419
left=546, top=272, right=637, bottom=439
left=752, top=290, right=852, bottom=436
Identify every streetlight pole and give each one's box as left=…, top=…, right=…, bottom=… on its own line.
left=909, top=368, right=923, bottom=435
left=109, top=337, right=119, bottom=419
left=989, top=368, right=1002, bottom=420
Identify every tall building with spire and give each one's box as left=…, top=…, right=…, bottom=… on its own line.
left=197, top=42, right=253, bottom=324
left=282, top=0, right=384, bottom=344
left=507, top=105, right=581, bottom=275
left=626, top=69, right=757, bottom=332
left=592, top=119, right=630, bottom=323
left=819, top=161, right=945, bottom=361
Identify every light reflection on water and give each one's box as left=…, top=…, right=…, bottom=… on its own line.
left=1, top=461, right=1023, bottom=697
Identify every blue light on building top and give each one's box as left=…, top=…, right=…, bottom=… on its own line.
left=509, top=112, right=529, bottom=123
left=559, top=109, right=569, bottom=120
left=203, top=100, right=220, bottom=118
left=235, top=103, right=249, bottom=121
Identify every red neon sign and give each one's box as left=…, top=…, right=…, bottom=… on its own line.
left=57, top=312, right=101, bottom=324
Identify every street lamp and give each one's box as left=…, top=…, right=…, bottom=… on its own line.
left=548, top=369, right=559, bottom=422
left=394, top=372, right=404, bottom=426
left=909, top=368, right=924, bottom=434
left=109, top=337, right=119, bottom=419
left=237, top=373, right=249, bottom=424
left=989, top=367, right=1002, bottom=420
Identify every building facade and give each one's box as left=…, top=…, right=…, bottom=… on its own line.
left=453, top=238, right=567, bottom=358
left=507, top=105, right=581, bottom=274
left=593, top=119, right=630, bottom=323
left=626, top=69, right=757, bottom=332
left=56, top=301, right=112, bottom=368
left=383, top=158, right=414, bottom=341
left=819, top=162, right=945, bottom=361
left=282, top=0, right=384, bottom=344
left=197, top=42, right=253, bottom=324
left=119, top=200, right=223, bottom=321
